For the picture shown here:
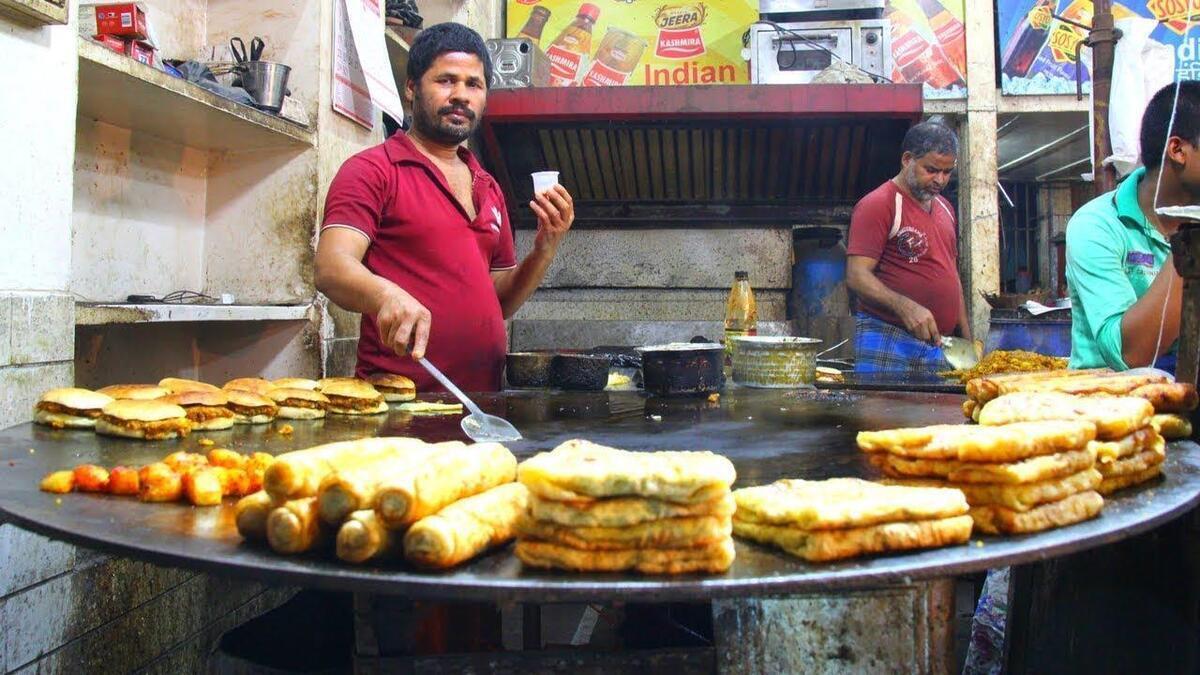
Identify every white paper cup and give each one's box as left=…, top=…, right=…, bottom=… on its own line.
left=531, top=171, right=560, bottom=195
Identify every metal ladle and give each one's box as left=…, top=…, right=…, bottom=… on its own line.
left=416, top=358, right=522, bottom=443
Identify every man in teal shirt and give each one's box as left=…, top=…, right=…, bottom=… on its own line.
left=1066, top=81, right=1200, bottom=372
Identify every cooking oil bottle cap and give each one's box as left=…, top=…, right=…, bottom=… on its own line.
left=735, top=271, right=749, bottom=281
left=578, top=3, right=600, bottom=21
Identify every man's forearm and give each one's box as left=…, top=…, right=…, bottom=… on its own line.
left=848, top=267, right=915, bottom=317
left=315, top=253, right=398, bottom=317
left=495, top=247, right=556, bottom=319
left=1120, top=260, right=1184, bottom=367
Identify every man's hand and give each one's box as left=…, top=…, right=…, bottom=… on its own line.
left=895, top=297, right=941, bottom=345
left=375, top=286, right=431, bottom=360
left=529, top=185, right=575, bottom=255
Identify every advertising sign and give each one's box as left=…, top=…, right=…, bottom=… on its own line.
left=886, top=0, right=968, bottom=99
left=506, top=1, right=758, bottom=86
left=999, top=0, right=1199, bottom=95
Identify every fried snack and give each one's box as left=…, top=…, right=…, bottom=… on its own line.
left=1090, top=427, right=1158, bottom=464
left=108, top=466, right=140, bottom=495
left=966, top=369, right=1156, bottom=403
left=34, top=387, right=113, bottom=429
left=857, top=420, right=1095, bottom=463
left=163, top=451, right=208, bottom=473
left=965, top=368, right=1112, bottom=401
left=235, top=491, right=277, bottom=542
left=977, top=392, right=1153, bottom=440
left=223, top=377, right=275, bottom=397
left=246, top=452, right=273, bottom=493
left=869, top=448, right=1097, bottom=485
left=264, top=437, right=423, bottom=500
left=336, top=509, right=399, bottom=564
left=968, top=491, right=1104, bottom=535
left=40, top=470, right=74, bottom=494
left=206, top=448, right=246, bottom=470
left=515, top=537, right=736, bottom=574
left=376, top=443, right=517, bottom=529
left=1098, top=465, right=1164, bottom=495
left=733, top=514, right=973, bottom=563
left=941, top=350, right=1068, bottom=383
left=267, top=497, right=327, bottom=554
left=519, top=439, right=736, bottom=504
left=1152, top=414, right=1194, bottom=440
left=962, top=399, right=977, bottom=421
left=138, top=463, right=183, bottom=502
left=519, top=513, right=731, bottom=551
left=889, top=469, right=1101, bottom=512
left=528, top=493, right=736, bottom=528
left=183, top=467, right=223, bottom=506
left=733, top=478, right=967, bottom=530
left=73, top=464, right=110, bottom=493
left=216, top=467, right=252, bottom=497
left=1129, top=383, right=1199, bottom=414
left=404, top=483, right=528, bottom=568
left=395, top=401, right=464, bottom=415
left=1096, top=441, right=1166, bottom=479
left=316, top=443, right=451, bottom=524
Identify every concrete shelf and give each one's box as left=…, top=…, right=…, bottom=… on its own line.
left=77, top=37, right=314, bottom=152
left=0, top=0, right=66, bottom=25
left=76, top=302, right=314, bottom=326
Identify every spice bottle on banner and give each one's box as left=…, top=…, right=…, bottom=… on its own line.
left=1001, top=0, right=1055, bottom=78
left=516, top=6, right=552, bottom=47
left=724, top=271, right=758, bottom=362
left=1031, top=0, right=1093, bottom=82
left=888, top=7, right=964, bottom=89
left=546, top=3, right=600, bottom=86
left=581, top=28, right=648, bottom=87
left=915, top=0, right=966, bottom=79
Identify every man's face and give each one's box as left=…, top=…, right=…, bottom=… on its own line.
left=901, top=151, right=957, bottom=201
left=407, top=52, right=487, bottom=145
left=1166, top=136, right=1200, bottom=200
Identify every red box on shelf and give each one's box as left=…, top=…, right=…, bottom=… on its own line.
left=94, top=3, right=148, bottom=40
left=91, top=34, right=125, bottom=55
left=125, top=40, right=155, bottom=67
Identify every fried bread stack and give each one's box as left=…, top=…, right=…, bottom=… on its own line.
left=978, top=392, right=1166, bottom=496
left=515, top=439, right=737, bottom=574
left=860, top=419, right=1106, bottom=535
left=732, top=478, right=972, bottom=562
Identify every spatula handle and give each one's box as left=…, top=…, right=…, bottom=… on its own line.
left=416, top=358, right=485, bottom=417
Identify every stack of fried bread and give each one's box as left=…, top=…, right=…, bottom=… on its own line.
left=515, top=439, right=737, bottom=575
left=962, top=369, right=1197, bottom=441
left=732, top=478, right=972, bottom=562
left=233, top=436, right=524, bottom=568
left=860, top=419, right=1106, bottom=535
left=978, top=392, right=1165, bottom=496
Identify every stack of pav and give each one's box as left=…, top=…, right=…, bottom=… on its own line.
left=861, top=419, right=1106, bottom=535
left=234, top=436, right=525, bottom=569
left=515, top=440, right=737, bottom=574
left=977, top=392, right=1166, bottom=496
left=732, top=478, right=972, bottom=562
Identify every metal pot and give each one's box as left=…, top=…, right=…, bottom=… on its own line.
left=731, top=336, right=822, bottom=388
left=506, top=352, right=555, bottom=389
left=550, top=354, right=610, bottom=391
left=237, top=60, right=291, bottom=112
left=637, top=343, right=725, bottom=397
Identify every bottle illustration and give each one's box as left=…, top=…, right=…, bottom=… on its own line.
left=1001, top=0, right=1055, bottom=78
left=517, top=6, right=552, bottom=47
left=546, top=3, right=600, bottom=86
left=581, top=28, right=648, bottom=87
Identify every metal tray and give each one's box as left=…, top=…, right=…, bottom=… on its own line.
left=0, top=390, right=1196, bottom=602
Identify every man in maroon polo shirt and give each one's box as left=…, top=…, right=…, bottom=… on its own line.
left=315, top=23, right=574, bottom=392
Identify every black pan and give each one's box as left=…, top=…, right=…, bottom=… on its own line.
left=638, top=343, right=725, bottom=397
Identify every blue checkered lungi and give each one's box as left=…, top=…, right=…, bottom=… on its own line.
left=854, top=312, right=947, bottom=374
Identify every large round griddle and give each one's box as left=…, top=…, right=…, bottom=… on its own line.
left=0, top=389, right=1196, bottom=602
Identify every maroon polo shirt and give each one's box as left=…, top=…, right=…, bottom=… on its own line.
left=322, top=132, right=517, bottom=393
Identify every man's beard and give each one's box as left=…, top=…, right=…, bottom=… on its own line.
left=412, top=99, right=478, bottom=145
left=904, top=172, right=939, bottom=202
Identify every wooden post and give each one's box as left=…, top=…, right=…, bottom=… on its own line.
left=1090, top=0, right=1119, bottom=193
left=959, top=2, right=1001, bottom=339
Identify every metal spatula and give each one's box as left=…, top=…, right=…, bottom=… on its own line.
left=941, top=336, right=980, bottom=370
left=416, top=358, right=522, bottom=443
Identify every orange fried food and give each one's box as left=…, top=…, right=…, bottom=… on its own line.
left=183, top=468, right=223, bottom=506
left=139, top=463, right=183, bottom=503
left=207, top=448, right=247, bottom=470
left=40, top=470, right=74, bottom=494
left=73, top=464, right=110, bottom=493
left=217, top=468, right=253, bottom=497
left=246, top=452, right=274, bottom=492
left=108, top=466, right=140, bottom=495
left=163, top=451, right=208, bottom=473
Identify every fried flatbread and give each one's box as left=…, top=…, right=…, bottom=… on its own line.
left=519, top=514, right=731, bottom=551
left=1098, top=465, right=1164, bottom=496
left=515, top=537, right=735, bottom=574
left=1095, top=439, right=1166, bottom=478
left=528, top=493, right=736, bottom=528
left=1129, top=383, right=1199, bottom=414
left=1090, top=427, right=1158, bottom=465
left=857, top=420, right=1096, bottom=462
left=968, top=491, right=1104, bottom=535
left=518, top=439, right=736, bottom=504
left=966, top=368, right=1113, bottom=402
left=869, top=448, right=1097, bottom=485
left=977, top=392, right=1153, bottom=440
left=963, top=399, right=977, bottom=421
left=732, top=515, right=973, bottom=563
left=1152, top=414, right=1194, bottom=440
left=732, top=478, right=967, bottom=530
left=889, top=469, right=1101, bottom=512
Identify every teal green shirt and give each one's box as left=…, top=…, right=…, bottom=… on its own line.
left=1065, top=167, right=1175, bottom=370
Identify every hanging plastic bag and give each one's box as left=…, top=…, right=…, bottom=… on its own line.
left=1105, top=18, right=1175, bottom=178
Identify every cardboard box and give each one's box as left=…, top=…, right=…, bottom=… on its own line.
left=95, top=3, right=147, bottom=40
left=124, top=39, right=155, bottom=66
left=91, top=33, right=125, bottom=54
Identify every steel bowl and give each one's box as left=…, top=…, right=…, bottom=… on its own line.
left=731, top=336, right=822, bottom=388
left=637, top=343, right=725, bottom=397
